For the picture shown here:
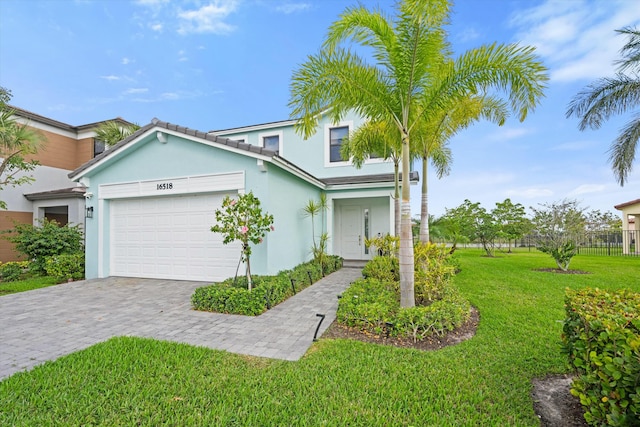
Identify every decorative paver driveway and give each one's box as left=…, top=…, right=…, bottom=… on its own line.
left=0, top=268, right=362, bottom=380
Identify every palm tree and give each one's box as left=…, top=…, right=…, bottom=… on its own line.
left=414, top=95, right=509, bottom=243
left=94, top=120, right=140, bottom=147
left=566, top=26, right=640, bottom=186
left=0, top=105, right=44, bottom=210
left=289, top=0, right=547, bottom=307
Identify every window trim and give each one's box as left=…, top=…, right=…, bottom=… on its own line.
left=258, top=130, right=283, bottom=156
left=324, top=121, right=353, bottom=167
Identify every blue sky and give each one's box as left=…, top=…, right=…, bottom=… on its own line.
left=1, top=0, right=639, bottom=219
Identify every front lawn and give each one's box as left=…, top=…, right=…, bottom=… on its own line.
left=1, top=250, right=638, bottom=426
left=0, top=276, right=58, bottom=296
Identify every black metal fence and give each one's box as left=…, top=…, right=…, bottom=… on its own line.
left=517, top=230, right=639, bottom=257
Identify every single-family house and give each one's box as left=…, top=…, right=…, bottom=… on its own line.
left=69, top=111, right=417, bottom=282
left=0, top=107, right=132, bottom=261
left=614, top=198, right=640, bottom=255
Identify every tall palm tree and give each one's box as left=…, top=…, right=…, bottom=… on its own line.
left=289, top=0, right=547, bottom=307
left=567, top=26, right=640, bottom=186
left=414, top=95, right=509, bottom=243
left=94, top=120, right=140, bottom=147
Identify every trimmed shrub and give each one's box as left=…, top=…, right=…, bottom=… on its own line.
left=4, top=219, right=83, bottom=274
left=0, top=261, right=30, bottom=282
left=337, top=278, right=399, bottom=333
left=192, top=256, right=343, bottom=315
left=362, top=256, right=399, bottom=283
left=394, top=289, right=470, bottom=342
left=336, top=242, right=471, bottom=342
left=563, top=287, right=640, bottom=426
left=44, top=253, right=85, bottom=283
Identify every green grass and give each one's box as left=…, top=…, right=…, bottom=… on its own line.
left=0, top=276, right=58, bottom=296
left=1, top=250, right=638, bottom=426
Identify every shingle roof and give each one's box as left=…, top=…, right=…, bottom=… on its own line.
left=614, top=198, right=640, bottom=210
left=23, top=186, right=87, bottom=201
left=323, top=171, right=418, bottom=186
left=69, top=117, right=419, bottom=189
left=8, top=105, right=134, bottom=132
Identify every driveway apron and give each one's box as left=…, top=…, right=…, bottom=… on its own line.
left=0, top=268, right=362, bottom=380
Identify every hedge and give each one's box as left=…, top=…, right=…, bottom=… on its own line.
left=191, top=256, right=343, bottom=316
left=563, top=287, right=640, bottom=426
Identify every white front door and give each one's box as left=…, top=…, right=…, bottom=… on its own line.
left=340, top=205, right=372, bottom=260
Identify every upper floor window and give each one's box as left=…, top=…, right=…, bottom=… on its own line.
left=94, top=139, right=106, bottom=158
left=329, top=126, right=349, bottom=163
left=263, top=135, right=280, bottom=153
left=258, top=130, right=283, bottom=156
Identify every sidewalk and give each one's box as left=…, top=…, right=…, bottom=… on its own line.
left=0, top=268, right=362, bottom=380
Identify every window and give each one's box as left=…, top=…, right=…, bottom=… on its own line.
left=258, top=131, right=283, bottom=155
left=329, top=126, right=349, bottom=163
left=93, top=139, right=106, bottom=158
left=263, top=135, right=279, bottom=153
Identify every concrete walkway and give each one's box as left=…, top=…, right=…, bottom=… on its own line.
left=0, top=268, right=362, bottom=381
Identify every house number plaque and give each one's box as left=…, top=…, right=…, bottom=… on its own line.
left=156, top=182, right=174, bottom=190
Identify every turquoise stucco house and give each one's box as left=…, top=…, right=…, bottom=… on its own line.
left=70, top=111, right=417, bottom=282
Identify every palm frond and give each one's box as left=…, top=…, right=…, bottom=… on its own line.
left=566, top=75, right=640, bottom=130
left=615, top=26, right=640, bottom=73
left=608, top=112, right=640, bottom=186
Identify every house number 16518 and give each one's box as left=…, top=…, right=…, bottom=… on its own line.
left=156, top=183, right=173, bottom=190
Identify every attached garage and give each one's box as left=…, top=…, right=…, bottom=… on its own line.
left=110, top=193, right=239, bottom=282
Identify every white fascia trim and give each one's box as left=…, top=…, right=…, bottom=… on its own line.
left=70, top=126, right=274, bottom=182
left=214, top=120, right=296, bottom=134
left=258, top=130, right=284, bottom=157
left=14, top=117, right=80, bottom=139
left=270, top=157, right=325, bottom=189
left=325, top=182, right=396, bottom=191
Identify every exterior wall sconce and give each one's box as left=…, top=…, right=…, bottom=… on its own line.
left=86, top=206, right=94, bottom=218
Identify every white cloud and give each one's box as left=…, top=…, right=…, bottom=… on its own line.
left=510, top=0, right=640, bottom=82
left=276, top=2, right=311, bottom=14
left=135, top=0, right=169, bottom=5
left=121, top=57, right=132, bottom=65
left=100, top=75, right=120, bottom=81
left=569, top=184, right=606, bottom=196
left=124, top=88, right=148, bottom=94
left=177, top=1, right=238, bottom=35
left=487, top=127, right=532, bottom=141
left=150, top=22, right=163, bottom=32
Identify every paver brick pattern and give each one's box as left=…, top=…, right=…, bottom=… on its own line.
left=0, top=268, right=362, bottom=380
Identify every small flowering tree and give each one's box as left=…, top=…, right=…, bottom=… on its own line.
left=211, top=192, right=274, bottom=290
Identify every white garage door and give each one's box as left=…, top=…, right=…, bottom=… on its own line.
left=110, top=193, right=239, bottom=281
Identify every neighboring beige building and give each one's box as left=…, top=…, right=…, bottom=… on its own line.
left=614, top=198, right=640, bottom=255
left=0, top=107, right=132, bottom=261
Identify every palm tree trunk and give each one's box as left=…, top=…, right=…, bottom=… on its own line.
left=419, top=156, right=429, bottom=243
left=399, top=132, right=415, bottom=308
left=394, top=160, right=400, bottom=236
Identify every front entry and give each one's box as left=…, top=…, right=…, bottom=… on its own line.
left=339, top=205, right=371, bottom=260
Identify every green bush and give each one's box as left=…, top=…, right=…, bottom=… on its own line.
left=337, top=242, right=471, bottom=342
left=0, top=261, right=30, bottom=282
left=44, top=253, right=85, bottom=283
left=414, top=242, right=456, bottom=305
left=192, top=256, right=344, bottom=315
left=362, top=256, right=399, bottom=283
left=394, top=290, right=470, bottom=342
left=563, top=287, right=640, bottom=426
left=4, top=219, right=84, bottom=274
left=337, top=278, right=398, bottom=333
